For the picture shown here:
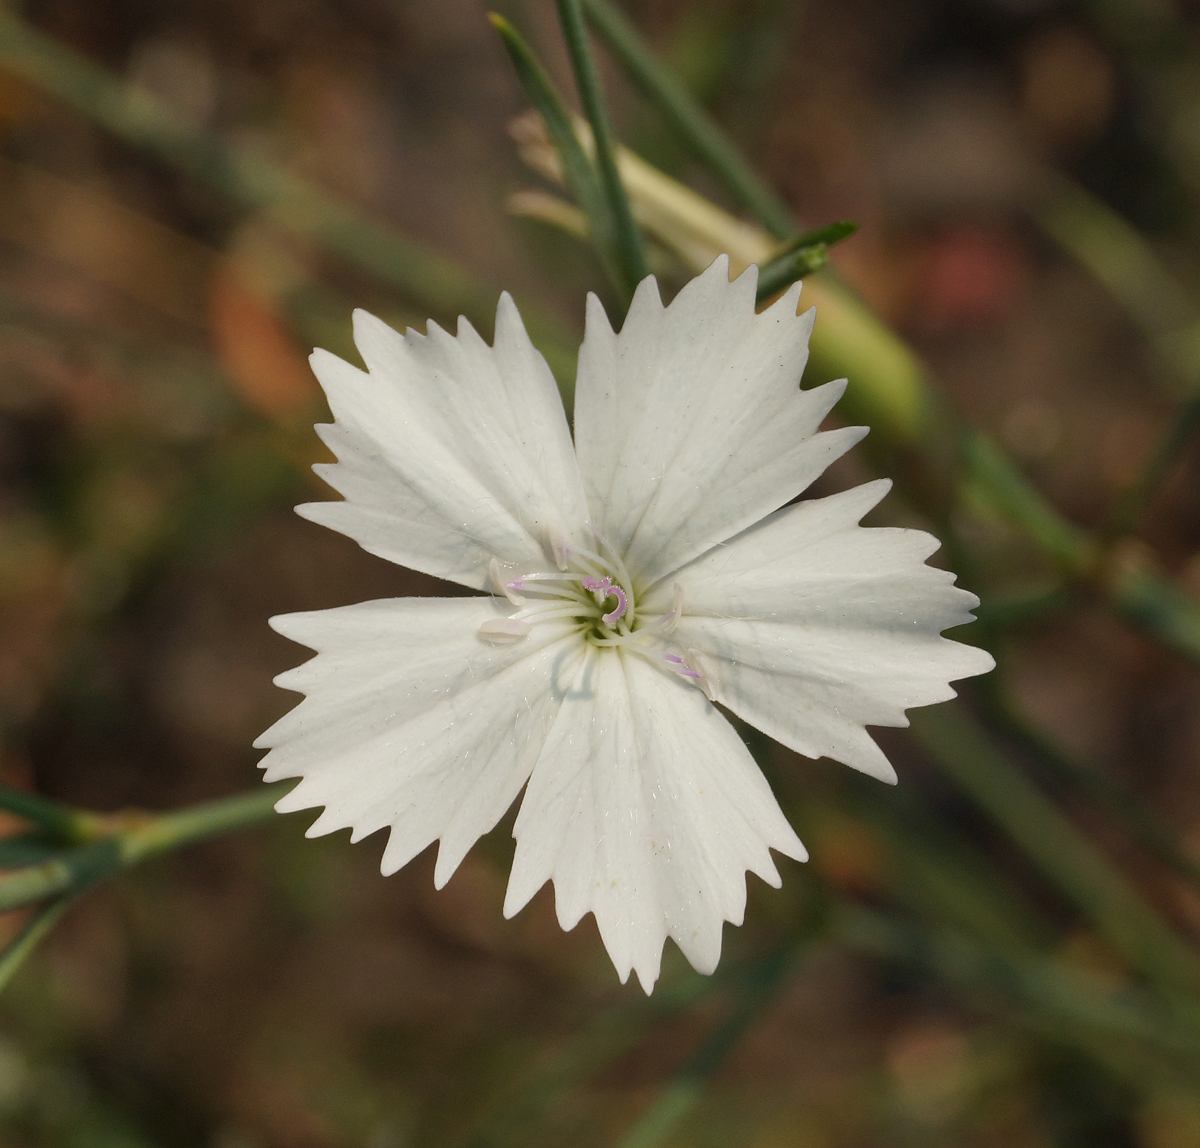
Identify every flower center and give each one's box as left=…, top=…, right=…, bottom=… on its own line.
left=482, top=528, right=639, bottom=645
left=477, top=527, right=703, bottom=686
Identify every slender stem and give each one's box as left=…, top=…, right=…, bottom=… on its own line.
left=119, top=785, right=286, bottom=863
left=911, top=705, right=1200, bottom=996
left=0, top=786, right=287, bottom=915
left=616, top=939, right=812, bottom=1148
left=755, top=244, right=829, bottom=300
left=1035, top=175, right=1200, bottom=399
left=983, top=689, right=1200, bottom=894
left=581, top=0, right=796, bottom=239
left=835, top=904, right=1200, bottom=1069
left=0, top=895, right=77, bottom=994
left=0, top=838, right=121, bottom=913
left=1035, top=178, right=1200, bottom=535
left=490, top=13, right=624, bottom=302
left=1111, top=391, right=1200, bottom=534
left=0, top=8, right=578, bottom=369
left=556, top=0, right=648, bottom=298
left=755, top=224, right=858, bottom=300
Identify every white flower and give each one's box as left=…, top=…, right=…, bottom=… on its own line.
left=255, top=256, right=994, bottom=993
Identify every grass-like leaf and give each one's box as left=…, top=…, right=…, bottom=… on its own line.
left=555, top=0, right=648, bottom=299
left=490, top=13, right=628, bottom=300
left=755, top=220, right=859, bottom=301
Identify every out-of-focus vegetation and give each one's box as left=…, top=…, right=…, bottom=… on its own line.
left=2, top=1, right=1200, bottom=1146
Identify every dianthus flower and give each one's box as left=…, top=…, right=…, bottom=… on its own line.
left=255, top=256, right=993, bottom=992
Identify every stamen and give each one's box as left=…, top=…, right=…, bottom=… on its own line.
left=478, top=617, right=532, bottom=642
left=664, top=653, right=703, bottom=679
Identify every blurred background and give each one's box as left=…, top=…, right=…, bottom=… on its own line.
left=2, top=0, right=1200, bottom=1145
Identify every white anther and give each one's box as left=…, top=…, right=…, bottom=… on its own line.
left=477, top=617, right=532, bottom=642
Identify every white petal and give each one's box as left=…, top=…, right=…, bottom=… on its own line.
left=572, top=256, right=864, bottom=588
left=503, top=648, right=806, bottom=993
left=256, top=597, right=586, bottom=887
left=644, top=481, right=995, bottom=781
left=301, top=295, right=588, bottom=590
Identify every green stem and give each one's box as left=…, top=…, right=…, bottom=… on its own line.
left=983, top=689, right=1200, bottom=895
left=0, top=786, right=286, bottom=915
left=960, top=432, right=1098, bottom=574
left=754, top=221, right=859, bottom=301
left=0, top=9, right=578, bottom=370
left=490, top=13, right=618, bottom=297
left=836, top=904, right=1200, bottom=1073
left=1035, top=176, right=1200, bottom=398
left=581, top=0, right=795, bottom=239
left=615, top=940, right=809, bottom=1148
left=0, top=895, right=77, bottom=994
left=911, top=705, right=1200, bottom=996
left=1111, top=391, right=1200, bottom=533
left=556, top=0, right=648, bottom=297
left=119, top=785, right=286, bottom=863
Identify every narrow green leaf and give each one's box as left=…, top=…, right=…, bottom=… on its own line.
left=616, top=940, right=813, bottom=1148
left=912, top=705, right=1200, bottom=998
left=0, top=895, right=75, bottom=994
left=1111, top=391, right=1200, bottom=533
left=837, top=905, right=1200, bottom=1072
left=581, top=0, right=795, bottom=239
left=0, top=8, right=579, bottom=381
left=0, top=784, right=100, bottom=842
left=0, top=833, right=67, bottom=868
left=777, top=219, right=859, bottom=253
left=555, top=0, right=648, bottom=298
left=489, top=13, right=625, bottom=297
left=756, top=223, right=858, bottom=300
left=0, top=786, right=288, bottom=918
left=0, top=838, right=121, bottom=914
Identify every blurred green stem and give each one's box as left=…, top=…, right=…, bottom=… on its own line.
left=912, top=706, right=1200, bottom=997
left=1111, top=392, right=1200, bottom=533
left=836, top=904, right=1200, bottom=1076
left=581, top=0, right=796, bottom=239
left=580, top=0, right=1200, bottom=663
left=0, top=895, right=76, bottom=993
left=981, top=689, right=1200, bottom=895
left=1035, top=177, right=1200, bottom=535
left=616, top=926, right=819, bottom=1148
left=1035, top=176, right=1200, bottom=397
left=490, top=13, right=623, bottom=305
left=556, top=0, right=648, bottom=297
left=0, top=786, right=286, bottom=916
left=0, top=8, right=578, bottom=374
